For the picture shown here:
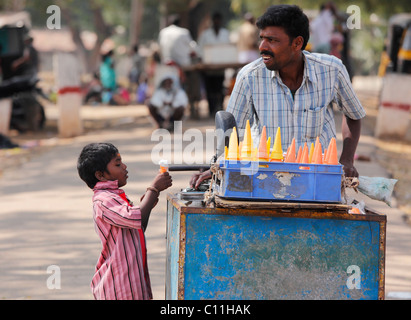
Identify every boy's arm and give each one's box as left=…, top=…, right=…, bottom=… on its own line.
left=139, top=171, right=173, bottom=230
left=95, top=195, right=142, bottom=230
left=139, top=188, right=160, bottom=231
left=96, top=172, right=172, bottom=231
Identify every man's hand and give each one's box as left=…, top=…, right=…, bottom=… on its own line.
left=189, top=170, right=212, bottom=189
left=340, top=159, right=359, bottom=178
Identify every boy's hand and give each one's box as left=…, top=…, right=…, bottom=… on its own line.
left=152, top=171, right=172, bottom=192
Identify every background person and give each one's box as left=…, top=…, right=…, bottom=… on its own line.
left=237, top=12, right=260, bottom=63
left=310, top=2, right=335, bottom=54
left=147, top=73, right=188, bottom=131
left=197, top=12, right=231, bottom=117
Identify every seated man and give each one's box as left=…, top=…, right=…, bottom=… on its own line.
left=148, top=74, right=188, bottom=131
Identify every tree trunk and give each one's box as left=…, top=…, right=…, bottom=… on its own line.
left=129, top=0, right=145, bottom=47
left=60, top=0, right=111, bottom=73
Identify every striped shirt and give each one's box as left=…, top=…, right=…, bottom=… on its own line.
left=91, top=180, right=152, bottom=300
left=226, top=51, right=366, bottom=150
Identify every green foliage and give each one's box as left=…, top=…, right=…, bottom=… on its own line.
left=14, top=0, right=411, bottom=75
left=25, top=0, right=130, bottom=32
left=230, top=0, right=411, bottom=18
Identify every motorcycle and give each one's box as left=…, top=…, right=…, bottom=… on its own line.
left=0, top=74, right=46, bottom=132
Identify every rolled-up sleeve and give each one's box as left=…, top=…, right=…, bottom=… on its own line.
left=335, top=64, right=366, bottom=120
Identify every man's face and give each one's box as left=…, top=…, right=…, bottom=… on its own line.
left=163, top=78, right=173, bottom=91
left=101, top=153, right=129, bottom=187
left=259, top=26, right=299, bottom=71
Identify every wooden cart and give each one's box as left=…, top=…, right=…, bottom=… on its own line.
left=165, top=193, right=386, bottom=300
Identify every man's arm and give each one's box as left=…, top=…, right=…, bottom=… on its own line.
left=334, top=57, right=365, bottom=178
left=340, top=115, right=361, bottom=177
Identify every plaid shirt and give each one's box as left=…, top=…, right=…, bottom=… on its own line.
left=91, top=180, right=152, bottom=300
left=226, top=51, right=366, bottom=150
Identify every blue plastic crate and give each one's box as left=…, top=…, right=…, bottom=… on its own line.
left=214, top=160, right=343, bottom=202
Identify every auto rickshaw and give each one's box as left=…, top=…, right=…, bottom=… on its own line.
left=379, top=13, right=411, bottom=75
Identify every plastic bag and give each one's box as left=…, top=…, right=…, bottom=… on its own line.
left=358, top=176, right=398, bottom=206
left=349, top=200, right=366, bottom=214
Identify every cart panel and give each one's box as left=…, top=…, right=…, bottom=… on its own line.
left=184, top=214, right=381, bottom=300
left=166, top=194, right=385, bottom=300
left=165, top=203, right=181, bottom=300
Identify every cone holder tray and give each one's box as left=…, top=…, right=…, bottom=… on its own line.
left=213, top=159, right=343, bottom=203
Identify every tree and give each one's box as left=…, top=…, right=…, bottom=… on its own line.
left=25, top=0, right=130, bottom=72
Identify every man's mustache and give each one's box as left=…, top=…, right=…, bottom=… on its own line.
left=260, top=50, right=274, bottom=57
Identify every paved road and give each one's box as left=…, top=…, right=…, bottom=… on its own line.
left=0, top=110, right=216, bottom=299
left=0, top=97, right=410, bottom=300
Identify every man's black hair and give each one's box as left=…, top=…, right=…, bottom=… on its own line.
left=77, top=142, right=119, bottom=189
left=256, top=5, right=310, bottom=50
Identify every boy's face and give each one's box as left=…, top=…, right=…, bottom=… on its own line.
left=97, top=153, right=128, bottom=187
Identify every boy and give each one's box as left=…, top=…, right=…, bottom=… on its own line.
left=77, top=142, right=172, bottom=300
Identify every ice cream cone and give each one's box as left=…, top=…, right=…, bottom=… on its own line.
left=284, top=138, right=296, bottom=163
left=312, top=141, right=323, bottom=164
left=270, top=127, right=283, bottom=161
left=227, top=127, right=239, bottom=160
left=296, top=146, right=302, bottom=163
left=258, top=126, right=269, bottom=161
left=327, top=137, right=339, bottom=165
left=308, top=142, right=315, bottom=163
left=159, top=159, right=169, bottom=173
left=301, top=143, right=309, bottom=163
left=240, top=120, right=253, bottom=161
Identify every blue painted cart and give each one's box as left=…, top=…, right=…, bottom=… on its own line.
left=166, top=193, right=386, bottom=300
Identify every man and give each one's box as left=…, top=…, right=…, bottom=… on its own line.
left=190, top=5, right=365, bottom=189
left=237, top=13, right=260, bottom=63
left=148, top=74, right=188, bottom=131
left=158, top=16, right=196, bottom=68
left=310, top=2, right=335, bottom=54
left=197, top=12, right=231, bottom=117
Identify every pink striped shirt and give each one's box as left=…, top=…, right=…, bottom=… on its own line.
left=91, top=180, right=152, bottom=300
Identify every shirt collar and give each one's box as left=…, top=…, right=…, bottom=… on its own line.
left=271, top=51, right=316, bottom=84
left=93, top=180, right=122, bottom=193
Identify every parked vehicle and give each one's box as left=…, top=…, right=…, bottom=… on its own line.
left=0, top=14, right=46, bottom=133
left=0, top=74, right=46, bottom=132
left=380, top=13, right=411, bottom=75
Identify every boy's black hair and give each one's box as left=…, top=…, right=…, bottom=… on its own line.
left=256, top=5, right=310, bottom=50
left=77, top=142, right=119, bottom=189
